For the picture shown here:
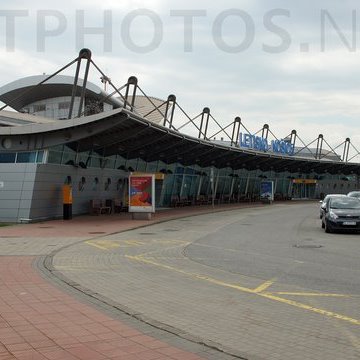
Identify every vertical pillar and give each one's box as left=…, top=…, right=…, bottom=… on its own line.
left=63, top=184, right=73, bottom=220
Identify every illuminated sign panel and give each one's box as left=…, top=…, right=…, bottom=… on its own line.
left=239, top=133, right=294, bottom=156
left=129, top=174, right=155, bottom=213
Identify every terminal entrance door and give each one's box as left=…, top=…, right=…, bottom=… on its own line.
left=291, top=179, right=317, bottom=199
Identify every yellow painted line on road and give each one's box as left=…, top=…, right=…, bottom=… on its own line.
left=269, top=292, right=349, bottom=298
left=253, top=279, right=275, bottom=293
left=260, top=292, right=360, bottom=325
left=125, top=255, right=255, bottom=294
left=124, top=240, right=145, bottom=246
left=84, top=240, right=110, bottom=251
left=84, top=240, right=120, bottom=251
left=126, top=254, right=360, bottom=326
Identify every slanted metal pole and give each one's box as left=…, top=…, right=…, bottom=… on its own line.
left=77, top=49, right=92, bottom=118
left=203, top=108, right=210, bottom=139
left=343, top=138, right=351, bottom=162
left=315, top=134, right=324, bottom=159
left=262, top=124, right=269, bottom=139
left=124, top=76, right=138, bottom=110
left=231, top=117, right=241, bottom=146
left=163, top=94, right=176, bottom=127
left=68, top=58, right=81, bottom=119
left=198, top=107, right=210, bottom=139
left=290, top=130, right=297, bottom=147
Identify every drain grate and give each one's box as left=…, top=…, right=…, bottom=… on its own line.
left=294, top=244, right=323, bottom=249
left=88, top=231, right=106, bottom=234
left=38, top=226, right=54, bottom=229
left=139, top=232, right=156, bottom=235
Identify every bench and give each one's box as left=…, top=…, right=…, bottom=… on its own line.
left=89, top=199, right=111, bottom=215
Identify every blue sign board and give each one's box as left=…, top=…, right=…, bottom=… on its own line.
left=239, top=133, right=294, bottom=156
left=260, top=181, right=274, bottom=201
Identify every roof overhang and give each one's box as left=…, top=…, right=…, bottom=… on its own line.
left=0, top=108, right=359, bottom=175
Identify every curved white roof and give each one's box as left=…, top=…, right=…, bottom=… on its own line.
left=0, top=74, right=122, bottom=111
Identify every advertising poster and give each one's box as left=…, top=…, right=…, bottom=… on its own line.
left=260, top=181, right=274, bottom=201
left=129, top=174, right=155, bottom=213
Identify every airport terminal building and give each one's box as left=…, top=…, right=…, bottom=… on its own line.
left=0, top=50, right=359, bottom=222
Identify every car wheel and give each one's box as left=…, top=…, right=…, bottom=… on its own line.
left=324, top=220, right=332, bottom=233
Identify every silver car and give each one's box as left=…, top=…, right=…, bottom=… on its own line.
left=347, top=191, right=360, bottom=199
left=319, top=194, right=346, bottom=219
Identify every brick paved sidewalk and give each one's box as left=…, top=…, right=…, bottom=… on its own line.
left=0, top=256, right=207, bottom=360
left=0, top=203, right=261, bottom=359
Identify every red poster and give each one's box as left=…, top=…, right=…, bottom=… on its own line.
left=129, top=174, right=155, bottom=212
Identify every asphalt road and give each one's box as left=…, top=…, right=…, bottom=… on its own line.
left=52, top=202, right=360, bottom=360
left=184, top=202, right=360, bottom=295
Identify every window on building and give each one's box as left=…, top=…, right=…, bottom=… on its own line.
left=33, top=104, right=46, bottom=112
left=16, top=152, right=37, bottom=163
left=0, top=153, right=16, bottom=163
left=36, top=151, right=44, bottom=163
left=58, top=102, right=70, bottom=110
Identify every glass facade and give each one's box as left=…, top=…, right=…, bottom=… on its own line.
left=42, top=145, right=359, bottom=207
left=0, top=151, right=44, bottom=164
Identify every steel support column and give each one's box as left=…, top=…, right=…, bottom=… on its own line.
left=343, top=137, right=351, bottom=162
left=198, top=107, right=210, bottom=139
left=315, top=134, right=324, bottom=160
left=163, top=94, right=176, bottom=128
left=231, top=117, right=241, bottom=146
left=124, top=76, right=138, bottom=110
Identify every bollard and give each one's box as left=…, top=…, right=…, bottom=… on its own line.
left=63, top=184, right=73, bottom=220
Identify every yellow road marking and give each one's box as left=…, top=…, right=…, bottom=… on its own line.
left=84, top=240, right=109, bottom=251
left=253, top=279, right=275, bottom=293
left=124, top=240, right=145, bottom=246
left=126, top=255, right=254, bottom=294
left=126, top=254, right=360, bottom=326
left=260, top=292, right=360, bottom=325
left=269, top=292, right=349, bottom=298
left=85, top=240, right=121, bottom=250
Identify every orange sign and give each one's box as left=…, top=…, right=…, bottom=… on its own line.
left=292, top=179, right=317, bottom=184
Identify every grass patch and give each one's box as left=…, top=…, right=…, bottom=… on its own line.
left=0, top=223, right=10, bottom=227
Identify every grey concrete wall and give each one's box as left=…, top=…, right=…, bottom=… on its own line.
left=0, top=163, right=37, bottom=222
left=30, top=164, right=128, bottom=221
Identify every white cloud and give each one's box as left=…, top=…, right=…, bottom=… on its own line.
left=1, top=0, right=360, bottom=155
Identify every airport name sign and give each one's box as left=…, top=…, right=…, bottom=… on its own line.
left=239, top=133, right=294, bottom=156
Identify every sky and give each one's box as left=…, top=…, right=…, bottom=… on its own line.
left=0, top=0, right=359, bottom=158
